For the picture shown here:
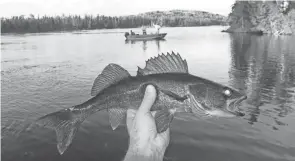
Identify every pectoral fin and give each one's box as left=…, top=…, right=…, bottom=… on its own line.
left=161, top=89, right=188, bottom=102
left=154, top=108, right=174, bottom=133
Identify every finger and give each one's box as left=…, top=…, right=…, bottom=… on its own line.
left=126, top=109, right=136, bottom=128
left=126, top=109, right=136, bottom=119
left=158, top=128, right=170, bottom=139
left=151, top=111, right=157, bottom=117
left=156, top=128, right=170, bottom=146
left=126, top=110, right=137, bottom=135
left=137, top=85, right=157, bottom=114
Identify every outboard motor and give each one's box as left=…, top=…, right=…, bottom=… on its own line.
left=124, top=32, right=129, bottom=38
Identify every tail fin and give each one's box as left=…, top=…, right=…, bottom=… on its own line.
left=30, top=108, right=85, bottom=155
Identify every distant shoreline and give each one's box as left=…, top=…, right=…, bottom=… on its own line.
left=1, top=10, right=227, bottom=34
left=1, top=25, right=228, bottom=35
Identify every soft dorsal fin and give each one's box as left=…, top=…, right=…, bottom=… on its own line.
left=137, top=51, right=188, bottom=76
left=91, top=64, right=130, bottom=96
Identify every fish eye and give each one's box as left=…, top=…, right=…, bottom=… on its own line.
left=223, top=89, right=232, bottom=97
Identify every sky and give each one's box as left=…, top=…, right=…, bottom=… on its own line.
left=0, top=0, right=235, bottom=18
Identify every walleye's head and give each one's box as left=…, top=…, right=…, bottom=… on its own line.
left=189, top=83, right=247, bottom=117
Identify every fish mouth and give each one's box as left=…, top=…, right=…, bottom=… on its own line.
left=227, top=95, right=247, bottom=117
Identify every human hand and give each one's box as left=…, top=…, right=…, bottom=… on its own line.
left=124, top=85, right=170, bottom=161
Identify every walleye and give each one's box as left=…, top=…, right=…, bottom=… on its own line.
left=29, top=52, right=247, bottom=155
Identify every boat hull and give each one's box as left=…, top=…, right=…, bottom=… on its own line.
left=125, top=33, right=167, bottom=41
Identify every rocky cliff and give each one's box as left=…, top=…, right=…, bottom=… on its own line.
left=224, top=1, right=295, bottom=35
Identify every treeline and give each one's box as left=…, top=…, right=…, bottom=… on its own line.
left=1, top=10, right=227, bottom=33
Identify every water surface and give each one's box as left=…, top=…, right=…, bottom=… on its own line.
left=1, top=26, right=295, bottom=161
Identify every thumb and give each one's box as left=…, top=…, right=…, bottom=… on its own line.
left=137, top=85, right=157, bottom=114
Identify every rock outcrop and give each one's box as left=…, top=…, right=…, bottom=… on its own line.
left=224, top=1, right=295, bottom=35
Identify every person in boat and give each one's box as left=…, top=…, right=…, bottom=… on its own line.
left=142, top=26, right=147, bottom=35
left=153, top=23, right=161, bottom=34
left=156, top=27, right=160, bottom=34
left=130, top=30, right=135, bottom=35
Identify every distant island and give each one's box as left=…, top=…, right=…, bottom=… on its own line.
left=224, top=1, right=295, bottom=35
left=1, top=10, right=227, bottom=33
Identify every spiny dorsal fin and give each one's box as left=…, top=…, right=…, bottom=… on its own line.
left=91, top=64, right=130, bottom=96
left=137, top=51, right=188, bottom=76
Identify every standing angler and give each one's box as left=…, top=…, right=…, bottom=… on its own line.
left=30, top=52, right=247, bottom=155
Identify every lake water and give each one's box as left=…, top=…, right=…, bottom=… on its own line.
left=1, top=26, right=295, bottom=161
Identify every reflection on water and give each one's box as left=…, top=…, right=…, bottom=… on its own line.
left=125, top=39, right=165, bottom=53
left=229, top=34, right=295, bottom=126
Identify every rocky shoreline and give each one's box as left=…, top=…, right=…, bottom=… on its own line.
left=221, top=28, right=263, bottom=35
